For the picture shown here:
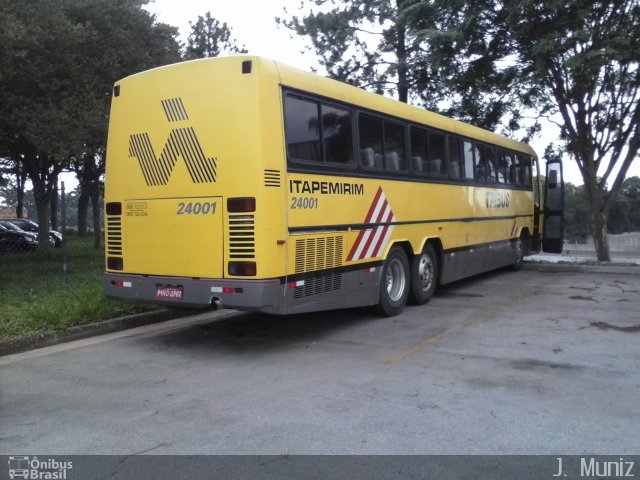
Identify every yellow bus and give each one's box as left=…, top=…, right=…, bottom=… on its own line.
left=104, top=55, right=563, bottom=316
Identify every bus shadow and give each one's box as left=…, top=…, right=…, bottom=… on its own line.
left=146, top=306, right=383, bottom=356
left=145, top=269, right=518, bottom=356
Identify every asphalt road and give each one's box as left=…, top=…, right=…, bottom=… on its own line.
left=1, top=269, right=639, bottom=455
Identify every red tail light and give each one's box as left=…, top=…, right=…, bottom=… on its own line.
left=227, top=197, right=255, bottom=212
left=228, top=261, right=256, bottom=276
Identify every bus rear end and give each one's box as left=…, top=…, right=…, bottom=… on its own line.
left=104, top=57, right=287, bottom=313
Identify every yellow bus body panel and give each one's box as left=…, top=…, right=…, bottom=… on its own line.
left=105, top=57, right=287, bottom=279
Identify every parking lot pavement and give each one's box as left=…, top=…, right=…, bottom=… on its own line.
left=1, top=270, right=639, bottom=454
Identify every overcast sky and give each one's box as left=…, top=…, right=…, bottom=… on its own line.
left=144, top=0, right=319, bottom=71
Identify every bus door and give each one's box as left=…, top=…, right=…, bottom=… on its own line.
left=542, top=158, right=564, bottom=253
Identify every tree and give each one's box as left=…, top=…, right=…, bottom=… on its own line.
left=606, top=176, right=640, bottom=233
left=0, top=0, right=181, bottom=250
left=277, top=0, right=435, bottom=104
left=63, top=0, right=181, bottom=247
left=404, top=0, right=640, bottom=261
left=184, top=11, right=246, bottom=59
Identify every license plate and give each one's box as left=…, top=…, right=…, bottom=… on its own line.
left=155, top=286, right=183, bottom=300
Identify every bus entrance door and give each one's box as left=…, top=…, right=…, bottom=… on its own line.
left=542, top=159, right=564, bottom=253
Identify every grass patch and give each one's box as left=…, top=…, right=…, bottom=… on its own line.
left=0, top=237, right=159, bottom=339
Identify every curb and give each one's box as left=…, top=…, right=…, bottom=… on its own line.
left=0, top=309, right=172, bottom=357
left=522, top=262, right=640, bottom=275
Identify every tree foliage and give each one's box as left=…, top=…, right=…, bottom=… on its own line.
left=184, top=11, right=246, bottom=59
left=564, top=177, right=640, bottom=241
left=403, top=0, right=640, bottom=260
left=0, top=0, right=181, bottom=249
left=277, top=0, right=435, bottom=104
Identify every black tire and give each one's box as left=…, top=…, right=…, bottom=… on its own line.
left=409, top=243, right=438, bottom=305
left=510, top=236, right=524, bottom=271
left=375, top=246, right=410, bottom=317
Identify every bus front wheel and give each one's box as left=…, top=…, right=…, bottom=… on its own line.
left=376, top=246, right=410, bottom=317
left=510, top=236, right=525, bottom=271
left=409, top=243, right=438, bottom=305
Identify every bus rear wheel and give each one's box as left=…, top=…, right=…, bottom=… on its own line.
left=409, top=243, right=438, bottom=305
left=375, top=246, right=410, bottom=317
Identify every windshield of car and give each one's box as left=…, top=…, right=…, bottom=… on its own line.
left=11, top=220, right=35, bottom=231
left=0, top=221, right=24, bottom=232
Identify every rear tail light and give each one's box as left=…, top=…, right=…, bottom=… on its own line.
left=228, top=261, right=256, bottom=276
left=227, top=197, right=255, bottom=212
left=106, top=202, right=122, bottom=215
left=223, top=287, right=244, bottom=294
left=107, top=257, right=123, bottom=270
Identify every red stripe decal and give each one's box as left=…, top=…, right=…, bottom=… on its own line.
left=346, top=229, right=367, bottom=261
left=364, top=187, right=384, bottom=223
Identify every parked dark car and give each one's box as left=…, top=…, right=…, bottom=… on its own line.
left=2, top=218, right=62, bottom=247
left=0, top=220, right=55, bottom=248
left=0, top=223, right=38, bottom=253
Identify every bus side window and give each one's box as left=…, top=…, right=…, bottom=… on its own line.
left=524, top=156, right=533, bottom=187
left=475, top=144, right=486, bottom=181
left=485, top=147, right=498, bottom=182
left=384, top=121, right=406, bottom=171
left=359, top=114, right=384, bottom=170
left=448, top=137, right=462, bottom=179
left=321, top=104, right=354, bottom=165
left=516, top=154, right=532, bottom=186
left=428, top=131, right=447, bottom=177
left=496, top=150, right=507, bottom=183
left=463, top=141, right=475, bottom=180
left=284, top=96, right=321, bottom=163
left=410, top=126, right=429, bottom=176
left=505, top=152, right=516, bottom=184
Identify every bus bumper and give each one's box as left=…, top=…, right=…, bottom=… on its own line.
left=104, top=273, right=285, bottom=314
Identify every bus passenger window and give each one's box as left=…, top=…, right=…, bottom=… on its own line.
left=448, top=137, right=462, bottom=179
left=523, top=157, right=533, bottom=186
left=428, top=132, right=446, bottom=176
left=505, top=152, right=516, bottom=184
left=516, top=154, right=532, bottom=186
left=463, top=141, right=474, bottom=180
left=475, top=144, right=486, bottom=181
left=496, top=150, right=508, bottom=183
left=485, top=147, right=498, bottom=182
left=284, top=96, right=321, bottom=163
left=322, top=105, right=353, bottom=164
left=359, top=114, right=384, bottom=169
left=410, top=127, right=429, bottom=176
left=384, top=121, right=406, bottom=171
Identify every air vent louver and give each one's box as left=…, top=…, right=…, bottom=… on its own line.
left=106, top=216, right=123, bottom=257
left=228, top=214, right=255, bottom=259
left=293, top=236, right=343, bottom=299
left=264, top=169, right=281, bottom=187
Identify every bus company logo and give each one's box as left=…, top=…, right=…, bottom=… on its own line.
left=8, top=456, right=73, bottom=479
left=347, top=187, right=396, bottom=261
left=486, top=191, right=510, bottom=209
left=128, top=97, right=217, bottom=186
